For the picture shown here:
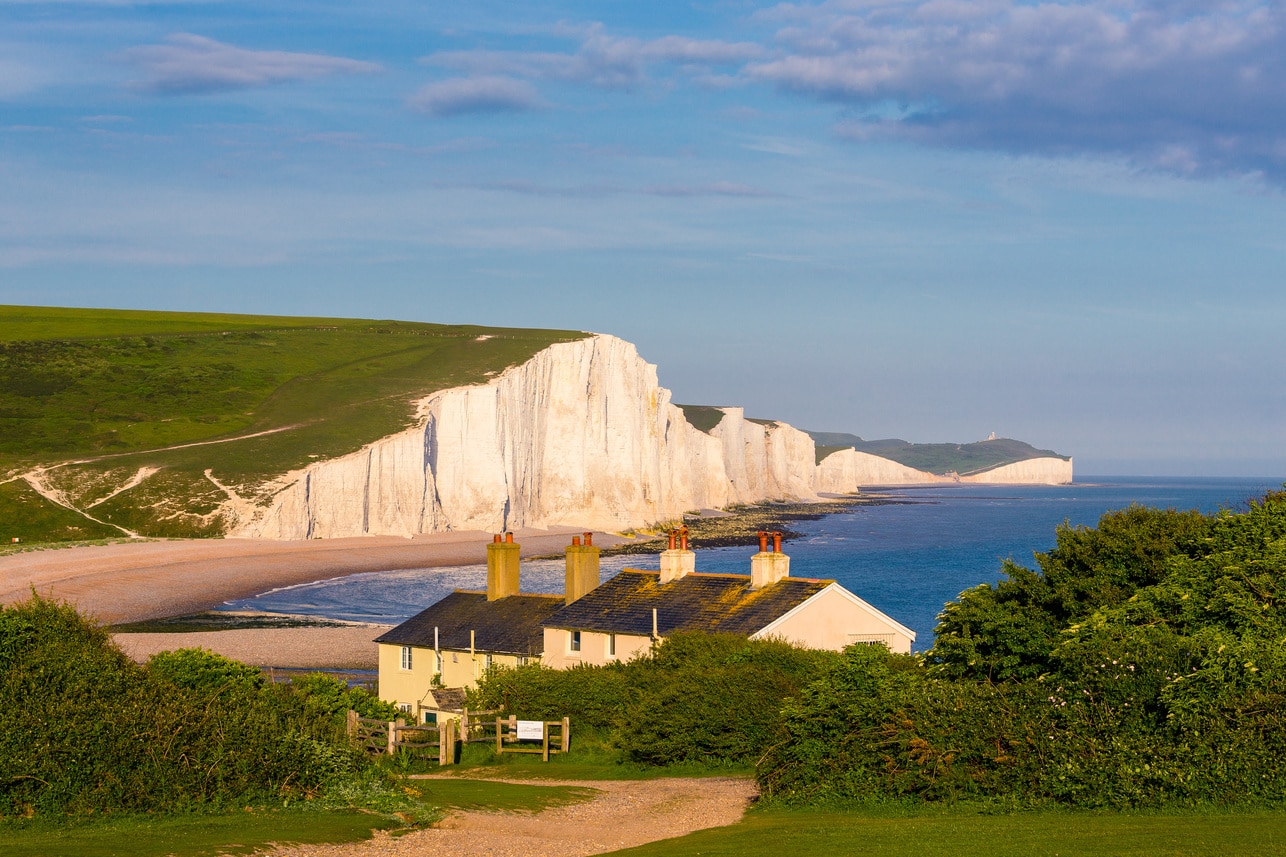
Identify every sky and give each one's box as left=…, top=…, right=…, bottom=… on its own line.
left=1, top=1, right=1284, bottom=477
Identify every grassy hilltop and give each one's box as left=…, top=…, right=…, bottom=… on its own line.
left=808, top=431, right=1069, bottom=474
left=0, top=305, right=585, bottom=544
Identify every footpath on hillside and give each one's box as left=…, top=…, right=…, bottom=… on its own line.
left=263, top=775, right=757, bottom=857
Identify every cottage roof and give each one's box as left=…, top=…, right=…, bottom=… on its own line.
left=544, top=570, right=832, bottom=637
left=375, top=591, right=563, bottom=655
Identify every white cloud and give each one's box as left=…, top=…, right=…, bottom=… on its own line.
left=408, top=76, right=545, bottom=117
left=122, top=33, right=380, bottom=94
left=423, top=23, right=763, bottom=90
left=746, top=1, right=1286, bottom=178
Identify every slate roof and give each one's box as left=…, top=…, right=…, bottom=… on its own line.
left=544, top=570, right=832, bottom=637
left=375, top=591, right=563, bottom=655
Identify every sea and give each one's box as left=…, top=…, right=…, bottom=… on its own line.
left=218, top=476, right=1284, bottom=651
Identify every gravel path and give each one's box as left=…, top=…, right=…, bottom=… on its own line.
left=264, top=776, right=757, bottom=857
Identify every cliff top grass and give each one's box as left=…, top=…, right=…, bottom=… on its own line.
left=0, top=305, right=586, bottom=542
left=809, top=431, right=1068, bottom=473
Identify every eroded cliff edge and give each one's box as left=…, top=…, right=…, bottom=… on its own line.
left=233, top=334, right=1071, bottom=539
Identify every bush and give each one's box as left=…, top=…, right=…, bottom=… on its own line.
left=760, top=490, right=1286, bottom=808
left=0, top=597, right=380, bottom=817
left=469, top=632, right=840, bottom=767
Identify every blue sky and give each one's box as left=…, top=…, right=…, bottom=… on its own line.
left=2, top=0, right=1284, bottom=477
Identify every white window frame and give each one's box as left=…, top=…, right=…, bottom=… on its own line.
left=400, top=645, right=413, bottom=671
left=570, top=630, right=582, bottom=652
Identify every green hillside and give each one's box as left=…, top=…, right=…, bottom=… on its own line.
left=0, top=306, right=585, bottom=544
left=808, top=430, right=1068, bottom=474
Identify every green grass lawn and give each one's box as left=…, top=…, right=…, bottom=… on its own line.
left=409, top=777, right=599, bottom=812
left=0, top=777, right=597, bottom=857
left=606, top=804, right=1286, bottom=857
left=0, top=808, right=404, bottom=857
left=0, top=305, right=586, bottom=542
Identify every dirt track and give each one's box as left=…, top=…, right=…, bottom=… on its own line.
left=264, top=776, right=757, bottom=857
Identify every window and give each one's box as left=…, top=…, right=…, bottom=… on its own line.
left=570, top=630, right=582, bottom=652
left=400, top=645, right=413, bottom=670
left=423, top=711, right=437, bottom=725
left=398, top=703, right=412, bottom=714
left=517, top=655, right=530, bottom=666
left=484, top=653, right=493, bottom=670
left=607, top=633, right=616, bottom=658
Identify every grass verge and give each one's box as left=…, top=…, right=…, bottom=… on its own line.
left=408, top=777, right=598, bottom=813
left=0, top=808, right=402, bottom=857
left=604, top=804, right=1286, bottom=857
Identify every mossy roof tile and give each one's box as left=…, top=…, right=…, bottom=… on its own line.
left=375, top=591, right=563, bottom=655
left=545, top=570, right=831, bottom=637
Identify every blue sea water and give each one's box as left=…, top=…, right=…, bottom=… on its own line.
left=219, top=476, right=1283, bottom=650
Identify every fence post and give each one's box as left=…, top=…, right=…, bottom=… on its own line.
left=561, top=716, right=570, bottom=753
left=447, top=718, right=457, bottom=765
left=346, top=709, right=357, bottom=740
left=387, top=721, right=397, bottom=755
left=495, top=716, right=502, bottom=754
left=542, top=722, right=550, bottom=762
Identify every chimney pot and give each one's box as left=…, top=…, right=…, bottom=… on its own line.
left=584, top=531, right=593, bottom=546
left=772, top=531, right=783, bottom=554
left=572, top=535, right=581, bottom=546
left=505, top=532, right=514, bottom=544
left=757, top=531, right=768, bottom=553
left=493, top=534, right=502, bottom=544
left=487, top=534, right=521, bottom=600
left=668, top=529, right=677, bottom=551
left=680, top=525, right=689, bottom=552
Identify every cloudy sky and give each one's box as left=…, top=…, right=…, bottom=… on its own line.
left=2, top=0, right=1284, bottom=476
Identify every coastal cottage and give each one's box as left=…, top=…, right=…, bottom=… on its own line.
left=375, top=529, right=915, bottom=719
left=374, top=532, right=599, bottom=722
left=540, top=530, right=915, bottom=669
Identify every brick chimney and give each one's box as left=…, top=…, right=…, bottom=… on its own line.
left=564, top=531, right=601, bottom=604
left=659, top=526, right=695, bottom=583
left=486, top=532, right=520, bottom=600
left=749, top=530, right=789, bottom=589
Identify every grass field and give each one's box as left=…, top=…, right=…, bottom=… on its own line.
left=0, top=305, right=585, bottom=542
left=809, top=430, right=1069, bottom=473
left=607, top=804, right=1286, bottom=857
left=0, top=777, right=598, bottom=857
left=0, top=808, right=404, bottom=857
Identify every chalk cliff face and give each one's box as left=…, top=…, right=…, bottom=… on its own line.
left=234, top=334, right=1072, bottom=540
left=960, top=457, right=1073, bottom=485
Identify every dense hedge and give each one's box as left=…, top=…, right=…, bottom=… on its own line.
left=469, top=632, right=838, bottom=766
left=0, top=597, right=398, bottom=816
left=761, top=491, right=1286, bottom=807
left=473, top=492, right=1286, bottom=808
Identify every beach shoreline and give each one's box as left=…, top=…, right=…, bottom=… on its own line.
left=0, top=527, right=636, bottom=626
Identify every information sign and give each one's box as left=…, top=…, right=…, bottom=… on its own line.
left=516, top=720, right=544, bottom=741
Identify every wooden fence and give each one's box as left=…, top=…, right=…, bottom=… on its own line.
left=346, top=711, right=457, bottom=765
left=492, top=715, right=570, bottom=762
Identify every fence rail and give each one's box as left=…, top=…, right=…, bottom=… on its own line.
left=346, top=710, right=457, bottom=765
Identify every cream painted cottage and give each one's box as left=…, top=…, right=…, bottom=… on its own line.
left=376, top=529, right=914, bottom=719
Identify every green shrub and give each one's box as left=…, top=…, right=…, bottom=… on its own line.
left=0, top=596, right=380, bottom=817
left=760, top=490, right=1286, bottom=809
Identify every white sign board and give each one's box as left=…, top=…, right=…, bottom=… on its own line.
left=516, top=720, right=544, bottom=741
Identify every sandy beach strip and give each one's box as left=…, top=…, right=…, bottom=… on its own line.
left=0, top=527, right=632, bottom=626
left=112, top=625, right=393, bottom=669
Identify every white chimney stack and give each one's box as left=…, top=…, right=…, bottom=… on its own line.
left=659, top=526, right=695, bottom=583
left=750, top=530, right=789, bottom=589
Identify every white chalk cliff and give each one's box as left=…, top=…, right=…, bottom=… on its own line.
left=233, top=334, right=1072, bottom=540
